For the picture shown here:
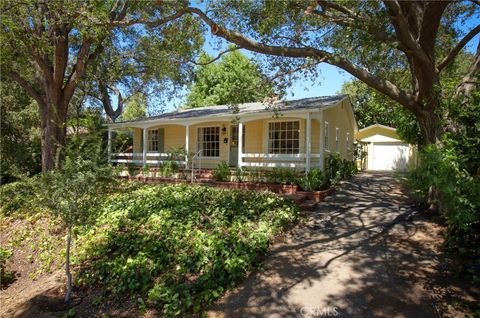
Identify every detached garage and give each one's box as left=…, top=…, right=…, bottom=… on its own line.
left=355, top=124, right=415, bottom=171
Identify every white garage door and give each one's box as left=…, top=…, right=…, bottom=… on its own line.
left=370, top=143, right=409, bottom=171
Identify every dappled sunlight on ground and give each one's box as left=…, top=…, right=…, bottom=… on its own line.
left=208, top=172, right=478, bottom=318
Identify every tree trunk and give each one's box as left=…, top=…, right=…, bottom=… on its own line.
left=65, top=225, right=73, bottom=303
left=417, top=110, right=440, bottom=147
left=414, top=98, right=443, bottom=212
left=39, top=88, right=68, bottom=171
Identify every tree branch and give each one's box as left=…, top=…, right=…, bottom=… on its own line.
left=191, top=46, right=240, bottom=66
left=455, top=39, right=480, bottom=97
left=63, top=39, right=93, bottom=104
left=6, top=70, right=44, bottom=106
left=186, top=7, right=417, bottom=111
left=438, top=23, right=480, bottom=72
left=109, top=9, right=188, bottom=27
left=316, top=0, right=356, bottom=17
left=269, top=58, right=326, bottom=82
left=383, top=0, right=431, bottom=65
left=53, top=27, right=69, bottom=94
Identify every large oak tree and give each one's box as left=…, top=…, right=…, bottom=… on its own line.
left=0, top=0, right=199, bottom=171
left=184, top=0, right=480, bottom=146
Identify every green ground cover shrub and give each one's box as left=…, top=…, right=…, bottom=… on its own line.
left=73, top=184, right=298, bottom=316
left=212, top=161, right=230, bottom=181
left=0, top=247, right=14, bottom=287
left=298, top=168, right=328, bottom=191
left=0, top=177, right=40, bottom=215
left=407, top=93, right=480, bottom=262
left=265, top=168, right=298, bottom=185
left=407, top=143, right=480, bottom=259
left=159, top=161, right=179, bottom=177
left=325, top=154, right=357, bottom=186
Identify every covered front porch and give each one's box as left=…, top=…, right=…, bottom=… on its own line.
left=106, top=111, right=327, bottom=172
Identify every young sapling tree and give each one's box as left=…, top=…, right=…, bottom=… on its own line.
left=37, top=156, right=115, bottom=303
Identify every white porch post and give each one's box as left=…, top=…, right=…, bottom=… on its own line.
left=306, top=113, right=312, bottom=172
left=319, top=110, right=325, bottom=171
left=142, top=128, right=148, bottom=167
left=107, top=127, right=112, bottom=163
left=238, top=122, right=243, bottom=168
left=185, top=125, right=190, bottom=168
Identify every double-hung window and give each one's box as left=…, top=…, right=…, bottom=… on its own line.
left=268, top=121, right=300, bottom=154
left=148, top=129, right=159, bottom=152
left=197, top=127, right=220, bottom=157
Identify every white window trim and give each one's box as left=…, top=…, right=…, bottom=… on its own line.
left=148, top=129, right=159, bottom=152
left=346, top=132, right=351, bottom=151
left=196, top=125, right=221, bottom=159
left=324, top=121, right=330, bottom=152
left=265, top=119, right=301, bottom=155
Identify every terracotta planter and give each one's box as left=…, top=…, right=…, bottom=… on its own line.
left=280, top=184, right=298, bottom=195
left=297, top=188, right=335, bottom=202
left=117, top=176, right=300, bottom=195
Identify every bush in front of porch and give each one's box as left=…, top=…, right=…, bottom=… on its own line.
left=209, top=155, right=358, bottom=193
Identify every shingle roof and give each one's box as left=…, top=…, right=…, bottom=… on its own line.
left=115, top=95, right=347, bottom=124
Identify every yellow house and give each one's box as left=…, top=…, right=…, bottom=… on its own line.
left=106, top=95, right=358, bottom=172
left=355, top=124, right=417, bottom=171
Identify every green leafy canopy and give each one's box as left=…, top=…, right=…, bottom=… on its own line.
left=185, top=49, right=276, bottom=108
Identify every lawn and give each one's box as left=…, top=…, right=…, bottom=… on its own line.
left=1, top=182, right=298, bottom=317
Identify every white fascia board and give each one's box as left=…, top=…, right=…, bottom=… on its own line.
left=359, top=123, right=397, bottom=133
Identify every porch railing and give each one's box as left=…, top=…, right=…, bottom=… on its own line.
left=240, top=153, right=320, bottom=169
left=110, top=153, right=186, bottom=167
left=190, top=150, right=202, bottom=183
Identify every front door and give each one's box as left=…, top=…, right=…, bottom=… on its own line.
left=229, top=126, right=238, bottom=166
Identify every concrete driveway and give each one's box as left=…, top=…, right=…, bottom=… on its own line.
left=208, top=172, right=463, bottom=318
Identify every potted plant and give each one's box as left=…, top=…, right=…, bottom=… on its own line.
left=297, top=169, right=330, bottom=202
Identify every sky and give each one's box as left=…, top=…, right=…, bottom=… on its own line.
left=162, top=42, right=353, bottom=112
left=158, top=5, right=479, bottom=113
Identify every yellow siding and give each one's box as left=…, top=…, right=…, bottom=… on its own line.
left=244, top=119, right=264, bottom=153
left=355, top=125, right=399, bottom=140
left=310, top=119, right=320, bottom=167
left=242, top=117, right=306, bottom=166
left=140, top=124, right=187, bottom=152
left=311, top=119, right=320, bottom=154
left=133, top=125, right=188, bottom=153
left=323, top=100, right=355, bottom=160
left=243, top=117, right=306, bottom=154
left=129, top=102, right=357, bottom=169
left=133, top=128, right=142, bottom=153
left=189, top=121, right=230, bottom=169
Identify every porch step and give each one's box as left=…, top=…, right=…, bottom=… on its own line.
left=299, top=200, right=318, bottom=211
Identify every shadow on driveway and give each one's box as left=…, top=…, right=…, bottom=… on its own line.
left=208, top=172, right=477, bottom=318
